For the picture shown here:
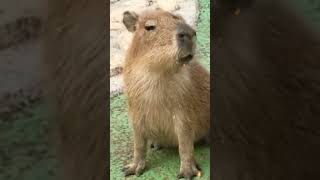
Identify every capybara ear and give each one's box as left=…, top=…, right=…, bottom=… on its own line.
left=123, top=11, right=139, bottom=32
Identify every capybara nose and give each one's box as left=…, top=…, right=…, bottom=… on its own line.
left=176, top=23, right=196, bottom=42
left=176, top=23, right=196, bottom=64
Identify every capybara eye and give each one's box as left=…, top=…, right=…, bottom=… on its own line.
left=144, top=19, right=156, bottom=31
left=145, top=25, right=156, bottom=31
left=172, top=15, right=180, bottom=20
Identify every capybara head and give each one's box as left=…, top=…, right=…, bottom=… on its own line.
left=122, top=8, right=197, bottom=70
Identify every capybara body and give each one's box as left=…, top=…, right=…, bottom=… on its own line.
left=43, top=0, right=107, bottom=180
left=122, top=9, right=210, bottom=179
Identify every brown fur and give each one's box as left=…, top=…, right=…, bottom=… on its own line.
left=213, top=0, right=320, bottom=179
left=122, top=9, right=210, bottom=178
left=43, top=0, right=107, bottom=180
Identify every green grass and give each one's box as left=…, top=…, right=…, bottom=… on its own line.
left=110, top=96, right=210, bottom=180
left=197, top=0, right=210, bottom=70
left=0, top=102, right=58, bottom=180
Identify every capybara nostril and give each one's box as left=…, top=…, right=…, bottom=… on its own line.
left=177, top=32, right=190, bottom=41
left=176, top=23, right=196, bottom=42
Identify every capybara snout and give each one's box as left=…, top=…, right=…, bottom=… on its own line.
left=176, top=23, right=196, bottom=64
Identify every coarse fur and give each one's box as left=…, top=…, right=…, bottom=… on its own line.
left=122, top=9, right=210, bottom=179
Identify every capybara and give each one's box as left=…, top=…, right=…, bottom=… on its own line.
left=122, top=9, right=210, bottom=179
left=43, top=0, right=107, bottom=180
left=213, top=0, right=320, bottom=179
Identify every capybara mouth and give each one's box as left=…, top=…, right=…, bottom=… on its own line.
left=178, top=54, right=194, bottom=64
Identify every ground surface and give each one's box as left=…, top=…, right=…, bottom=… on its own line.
left=110, top=0, right=210, bottom=179
left=0, top=101, right=58, bottom=180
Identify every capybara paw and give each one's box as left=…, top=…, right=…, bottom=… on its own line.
left=122, top=161, right=145, bottom=177
left=177, top=161, right=202, bottom=179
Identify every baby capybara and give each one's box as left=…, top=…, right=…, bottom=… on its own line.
left=122, top=9, right=210, bottom=179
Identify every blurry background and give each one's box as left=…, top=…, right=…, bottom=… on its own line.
left=0, top=0, right=59, bottom=179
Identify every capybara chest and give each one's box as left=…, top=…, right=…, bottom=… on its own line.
left=125, top=71, right=191, bottom=145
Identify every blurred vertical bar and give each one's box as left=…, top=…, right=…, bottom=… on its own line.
left=213, top=0, right=320, bottom=179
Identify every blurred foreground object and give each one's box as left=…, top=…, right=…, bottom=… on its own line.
left=44, top=0, right=108, bottom=180
left=213, top=0, right=320, bottom=179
